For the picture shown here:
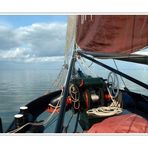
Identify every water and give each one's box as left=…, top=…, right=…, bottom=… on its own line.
left=0, top=59, right=148, bottom=132
left=0, top=61, right=63, bottom=132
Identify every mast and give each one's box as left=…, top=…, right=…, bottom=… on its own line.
left=55, top=50, right=76, bottom=133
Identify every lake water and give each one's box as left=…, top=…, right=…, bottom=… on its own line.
left=0, top=61, right=63, bottom=132
left=0, top=59, right=148, bottom=132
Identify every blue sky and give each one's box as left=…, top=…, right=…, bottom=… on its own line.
left=0, top=15, right=67, bottom=27
left=0, top=15, right=67, bottom=62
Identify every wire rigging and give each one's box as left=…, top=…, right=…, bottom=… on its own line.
left=113, top=59, right=127, bottom=88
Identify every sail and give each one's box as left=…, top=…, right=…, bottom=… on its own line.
left=76, top=15, right=148, bottom=55
left=64, top=15, right=77, bottom=64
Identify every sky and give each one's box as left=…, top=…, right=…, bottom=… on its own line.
left=0, top=15, right=148, bottom=63
left=0, top=15, right=67, bottom=63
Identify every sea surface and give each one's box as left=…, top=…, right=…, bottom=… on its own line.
left=0, top=61, right=63, bottom=132
left=0, top=59, right=148, bottom=132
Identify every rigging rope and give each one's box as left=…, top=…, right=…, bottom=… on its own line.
left=87, top=106, right=122, bottom=117
left=87, top=91, right=123, bottom=118
left=48, top=64, right=68, bottom=92
left=113, top=59, right=127, bottom=89
left=69, top=84, right=80, bottom=110
left=80, top=57, right=98, bottom=77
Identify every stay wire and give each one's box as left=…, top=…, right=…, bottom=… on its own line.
left=113, top=59, right=127, bottom=88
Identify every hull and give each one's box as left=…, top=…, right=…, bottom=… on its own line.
left=6, top=90, right=61, bottom=133
left=6, top=88, right=148, bottom=133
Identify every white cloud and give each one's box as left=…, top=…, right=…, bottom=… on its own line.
left=0, top=25, right=20, bottom=50
left=24, top=56, right=64, bottom=63
left=0, top=47, right=64, bottom=63
left=16, top=23, right=67, bottom=57
left=0, top=48, right=31, bottom=59
left=134, top=48, right=148, bottom=56
left=0, top=22, right=67, bottom=62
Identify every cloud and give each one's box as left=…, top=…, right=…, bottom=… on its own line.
left=0, top=47, right=64, bottom=63
left=24, top=56, right=64, bottom=63
left=0, top=26, right=20, bottom=50
left=0, top=22, right=67, bottom=62
left=134, top=48, right=148, bottom=56
left=0, top=48, right=31, bottom=59
left=17, top=23, right=67, bottom=57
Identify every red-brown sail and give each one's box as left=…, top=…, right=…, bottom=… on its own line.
left=76, top=15, right=148, bottom=55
